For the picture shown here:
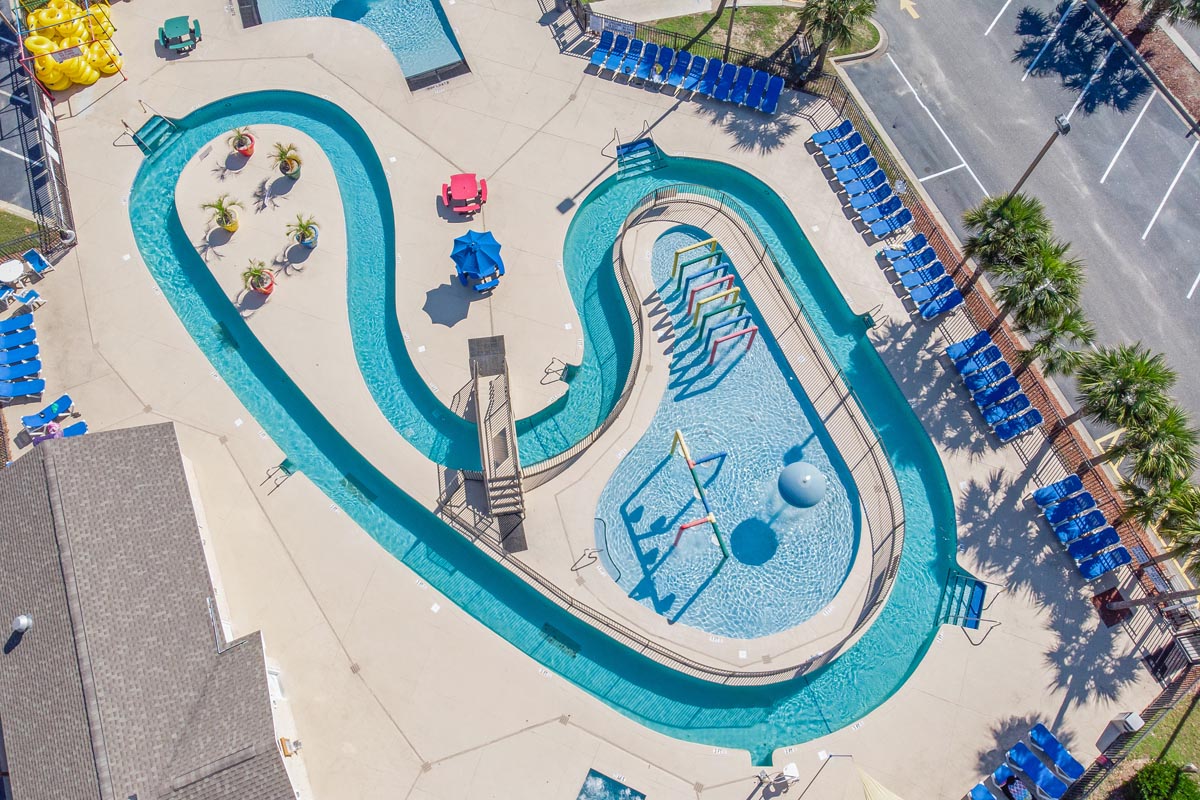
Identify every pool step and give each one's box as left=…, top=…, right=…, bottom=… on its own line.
left=939, top=571, right=985, bottom=630
left=616, top=138, right=664, bottom=179
left=133, top=115, right=178, bottom=156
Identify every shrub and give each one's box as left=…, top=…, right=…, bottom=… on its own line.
left=1129, top=761, right=1200, bottom=800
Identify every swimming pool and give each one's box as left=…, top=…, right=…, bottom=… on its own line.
left=595, top=227, right=860, bottom=639
left=129, top=90, right=958, bottom=764
left=256, top=0, right=465, bottom=78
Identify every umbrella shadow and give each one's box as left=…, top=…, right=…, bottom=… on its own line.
left=423, top=275, right=481, bottom=327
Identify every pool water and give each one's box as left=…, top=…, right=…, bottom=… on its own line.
left=129, top=90, right=958, bottom=764
left=595, top=228, right=859, bottom=639
left=256, top=0, right=465, bottom=77
left=576, top=770, right=645, bottom=800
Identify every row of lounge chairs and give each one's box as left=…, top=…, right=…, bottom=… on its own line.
left=0, top=314, right=46, bottom=403
left=880, top=233, right=965, bottom=320
left=587, top=30, right=783, bottom=114
left=944, top=329, right=1043, bottom=443
left=971, top=724, right=1085, bottom=800
left=813, top=118, right=914, bottom=239
left=1035, top=475, right=1131, bottom=581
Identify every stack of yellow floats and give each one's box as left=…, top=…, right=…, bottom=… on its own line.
left=23, top=0, right=121, bottom=91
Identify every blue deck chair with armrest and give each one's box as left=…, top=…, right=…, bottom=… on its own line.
left=589, top=30, right=615, bottom=67
left=860, top=196, right=904, bottom=226
left=634, top=42, right=659, bottom=83
left=760, top=74, right=784, bottom=113
left=713, top=63, right=738, bottom=101
left=604, top=35, right=629, bottom=72
left=1067, top=527, right=1121, bottom=562
left=844, top=170, right=887, bottom=197
left=983, top=394, right=1032, bottom=426
left=890, top=249, right=939, bottom=275
left=730, top=65, right=754, bottom=105
left=1007, top=742, right=1069, bottom=800
left=919, top=289, right=964, bottom=320
left=1033, top=475, right=1084, bottom=507
left=698, top=57, right=722, bottom=95
left=0, top=344, right=38, bottom=367
left=0, top=359, right=41, bottom=382
left=1078, top=546, right=1131, bottom=581
left=0, top=328, right=36, bottom=351
left=899, top=263, right=946, bottom=290
left=21, top=249, right=54, bottom=281
left=619, top=39, right=644, bottom=76
left=963, top=362, right=1012, bottom=392
left=21, top=393, right=73, bottom=432
left=1044, top=493, right=1096, bottom=526
left=952, top=344, right=1002, bottom=376
left=996, top=409, right=1044, bottom=443
left=973, top=377, right=1021, bottom=411
left=835, top=158, right=878, bottom=185
left=850, top=186, right=895, bottom=212
left=946, top=330, right=992, bottom=361
left=745, top=70, right=769, bottom=107
left=969, top=784, right=998, bottom=800
left=1029, top=724, right=1086, bottom=783
left=0, top=313, right=34, bottom=336
left=820, top=130, right=864, bottom=157
left=1053, top=510, right=1107, bottom=545
left=651, top=45, right=675, bottom=84
left=870, top=208, right=914, bottom=238
left=682, top=54, right=706, bottom=92
left=812, top=119, right=854, bottom=145
left=666, top=51, right=691, bottom=90
left=0, top=378, right=44, bottom=403
left=909, top=275, right=957, bottom=306
left=881, top=233, right=929, bottom=261
left=828, top=144, right=873, bottom=172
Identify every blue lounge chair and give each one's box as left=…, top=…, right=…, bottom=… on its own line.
left=860, top=196, right=904, bottom=226
left=812, top=119, right=854, bottom=146
left=0, top=344, right=38, bottom=366
left=651, top=45, right=674, bottom=84
left=1068, top=527, right=1121, bottom=562
left=946, top=330, right=992, bottom=361
left=20, top=249, right=53, bottom=280
left=0, top=378, right=44, bottom=403
left=745, top=70, right=769, bottom=108
left=0, top=359, right=41, bottom=382
left=713, top=63, right=738, bottom=101
left=844, top=171, right=888, bottom=197
left=909, top=275, right=957, bottom=305
left=619, top=39, right=644, bottom=76
left=61, top=420, right=88, bottom=438
left=635, top=42, right=659, bottom=82
left=953, top=345, right=1002, bottom=376
left=836, top=158, right=878, bottom=185
left=729, top=65, right=754, bottom=105
left=1033, top=475, right=1084, bottom=508
left=828, top=144, right=873, bottom=171
left=1044, top=492, right=1096, bottom=526
left=983, top=394, right=1031, bottom=426
left=890, top=248, right=938, bottom=274
left=0, top=328, right=36, bottom=351
left=1029, top=723, right=1086, bottom=783
left=963, top=362, right=1013, bottom=392
left=1054, top=510, right=1107, bottom=545
left=919, top=289, right=964, bottom=319
left=850, top=186, right=894, bottom=212
left=0, top=313, right=34, bottom=335
left=870, top=208, right=913, bottom=238
left=589, top=30, right=614, bottom=67
left=14, top=290, right=43, bottom=310
left=970, top=784, right=998, bottom=800
left=698, top=57, right=722, bottom=95
left=881, top=233, right=929, bottom=261
left=666, top=50, right=691, bottom=89
left=993, top=764, right=1016, bottom=788
left=1078, top=546, right=1131, bottom=581
left=21, top=393, right=73, bottom=432
left=1008, top=742, right=1069, bottom=800
left=682, top=55, right=706, bottom=92
left=973, top=377, right=1021, bottom=410
left=820, top=131, right=864, bottom=158
left=760, top=75, right=783, bottom=113
left=0, top=285, right=13, bottom=307
left=996, top=409, right=1043, bottom=443
left=604, top=35, right=629, bottom=72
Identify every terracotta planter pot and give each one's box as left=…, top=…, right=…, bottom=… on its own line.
left=250, top=272, right=275, bottom=296
left=233, top=134, right=255, bottom=157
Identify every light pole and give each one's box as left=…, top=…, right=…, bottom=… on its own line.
left=1004, top=113, right=1071, bottom=204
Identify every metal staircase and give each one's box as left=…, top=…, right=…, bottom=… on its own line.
left=469, top=336, right=525, bottom=520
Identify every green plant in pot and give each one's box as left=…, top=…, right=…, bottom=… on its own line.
left=286, top=214, right=320, bottom=249
left=270, top=142, right=302, bottom=180
left=228, top=126, right=255, bottom=157
left=200, top=194, right=243, bottom=233
left=242, top=259, right=276, bottom=297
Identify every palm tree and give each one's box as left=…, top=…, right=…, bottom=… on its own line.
left=1103, top=405, right=1199, bottom=487
left=1075, top=344, right=1176, bottom=430
left=1136, top=0, right=1200, bottom=34
left=962, top=193, right=1051, bottom=274
left=991, top=238, right=1084, bottom=332
left=1106, top=481, right=1200, bottom=611
left=795, top=0, right=878, bottom=76
left=1020, top=306, right=1095, bottom=377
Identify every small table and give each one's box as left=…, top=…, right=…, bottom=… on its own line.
left=449, top=173, right=479, bottom=203
left=163, top=16, right=191, bottom=40
left=0, top=259, right=25, bottom=285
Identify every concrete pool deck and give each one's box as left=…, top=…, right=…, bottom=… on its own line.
left=3, top=0, right=1171, bottom=798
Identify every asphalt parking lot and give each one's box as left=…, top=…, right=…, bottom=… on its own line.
left=844, top=0, right=1200, bottom=420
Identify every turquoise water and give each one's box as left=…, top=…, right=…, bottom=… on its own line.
left=577, top=770, right=646, bottom=800
left=128, top=90, right=957, bottom=764
left=595, top=227, right=859, bottom=638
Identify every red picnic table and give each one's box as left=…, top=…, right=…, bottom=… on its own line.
left=442, top=172, right=488, bottom=214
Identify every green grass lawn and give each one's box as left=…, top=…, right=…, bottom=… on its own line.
left=0, top=209, right=37, bottom=243
left=644, top=7, right=878, bottom=59
left=1129, top=692, right=1200, bottom=765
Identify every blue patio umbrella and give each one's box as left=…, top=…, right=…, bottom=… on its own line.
left=450, top=230, right=504, bottom=282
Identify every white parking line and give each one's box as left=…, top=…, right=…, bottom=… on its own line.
left=1023, top=0, right=1078, bottom=81
left=985, top=0, right=1016, bottom=36
left=1065, top=42, right=1119, bottom=123
left=0, top=145, right=29, bottom=164
left=1187, top=271, right=1200, bottom=300
left=886, top=54, right=989, bottom=196
left=918, top=163, right=967, bottom=182
left=1101, top=90, right=1155, bottom=184
left=1142, top=140, right=1198, bottom=241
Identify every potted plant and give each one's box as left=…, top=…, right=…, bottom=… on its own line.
left=228, top=126, right=255, bottom=157
left=242, top=259, right=275, bottom=296
left=200, top=194, right=243, bottom=233
left=286, top=214, right=320, bottom=249
left=270, top=142, right=302, bottom=180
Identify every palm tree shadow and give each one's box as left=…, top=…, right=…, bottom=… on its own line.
left=1012, top=2, right=1149, bottom=114
left=691, top=94, right=803, bottom=154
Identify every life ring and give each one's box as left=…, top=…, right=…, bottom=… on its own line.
left=23, top=35, right=56, bottom=55
left=38, top=6, right=65, bottom=27
left=46, top=0, right=72, bottom=11
left=58, top=19, right=87, bottom=39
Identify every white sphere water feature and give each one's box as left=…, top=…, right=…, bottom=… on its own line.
left=778, top=461, right=826, bottom=508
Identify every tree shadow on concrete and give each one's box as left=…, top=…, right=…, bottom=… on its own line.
left=691, top=93, right=803, bottom=154
left=1012, top=2, right=1150, bottom=114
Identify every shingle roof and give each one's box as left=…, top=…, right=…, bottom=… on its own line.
left=0, top=423, right=293, bottom=800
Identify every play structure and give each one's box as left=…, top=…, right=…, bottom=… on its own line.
left=16, top=0, right=124, bottom=92
left=670, top=238, right=758, bottom=366
left=668, top=429, right=730, bottom=559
